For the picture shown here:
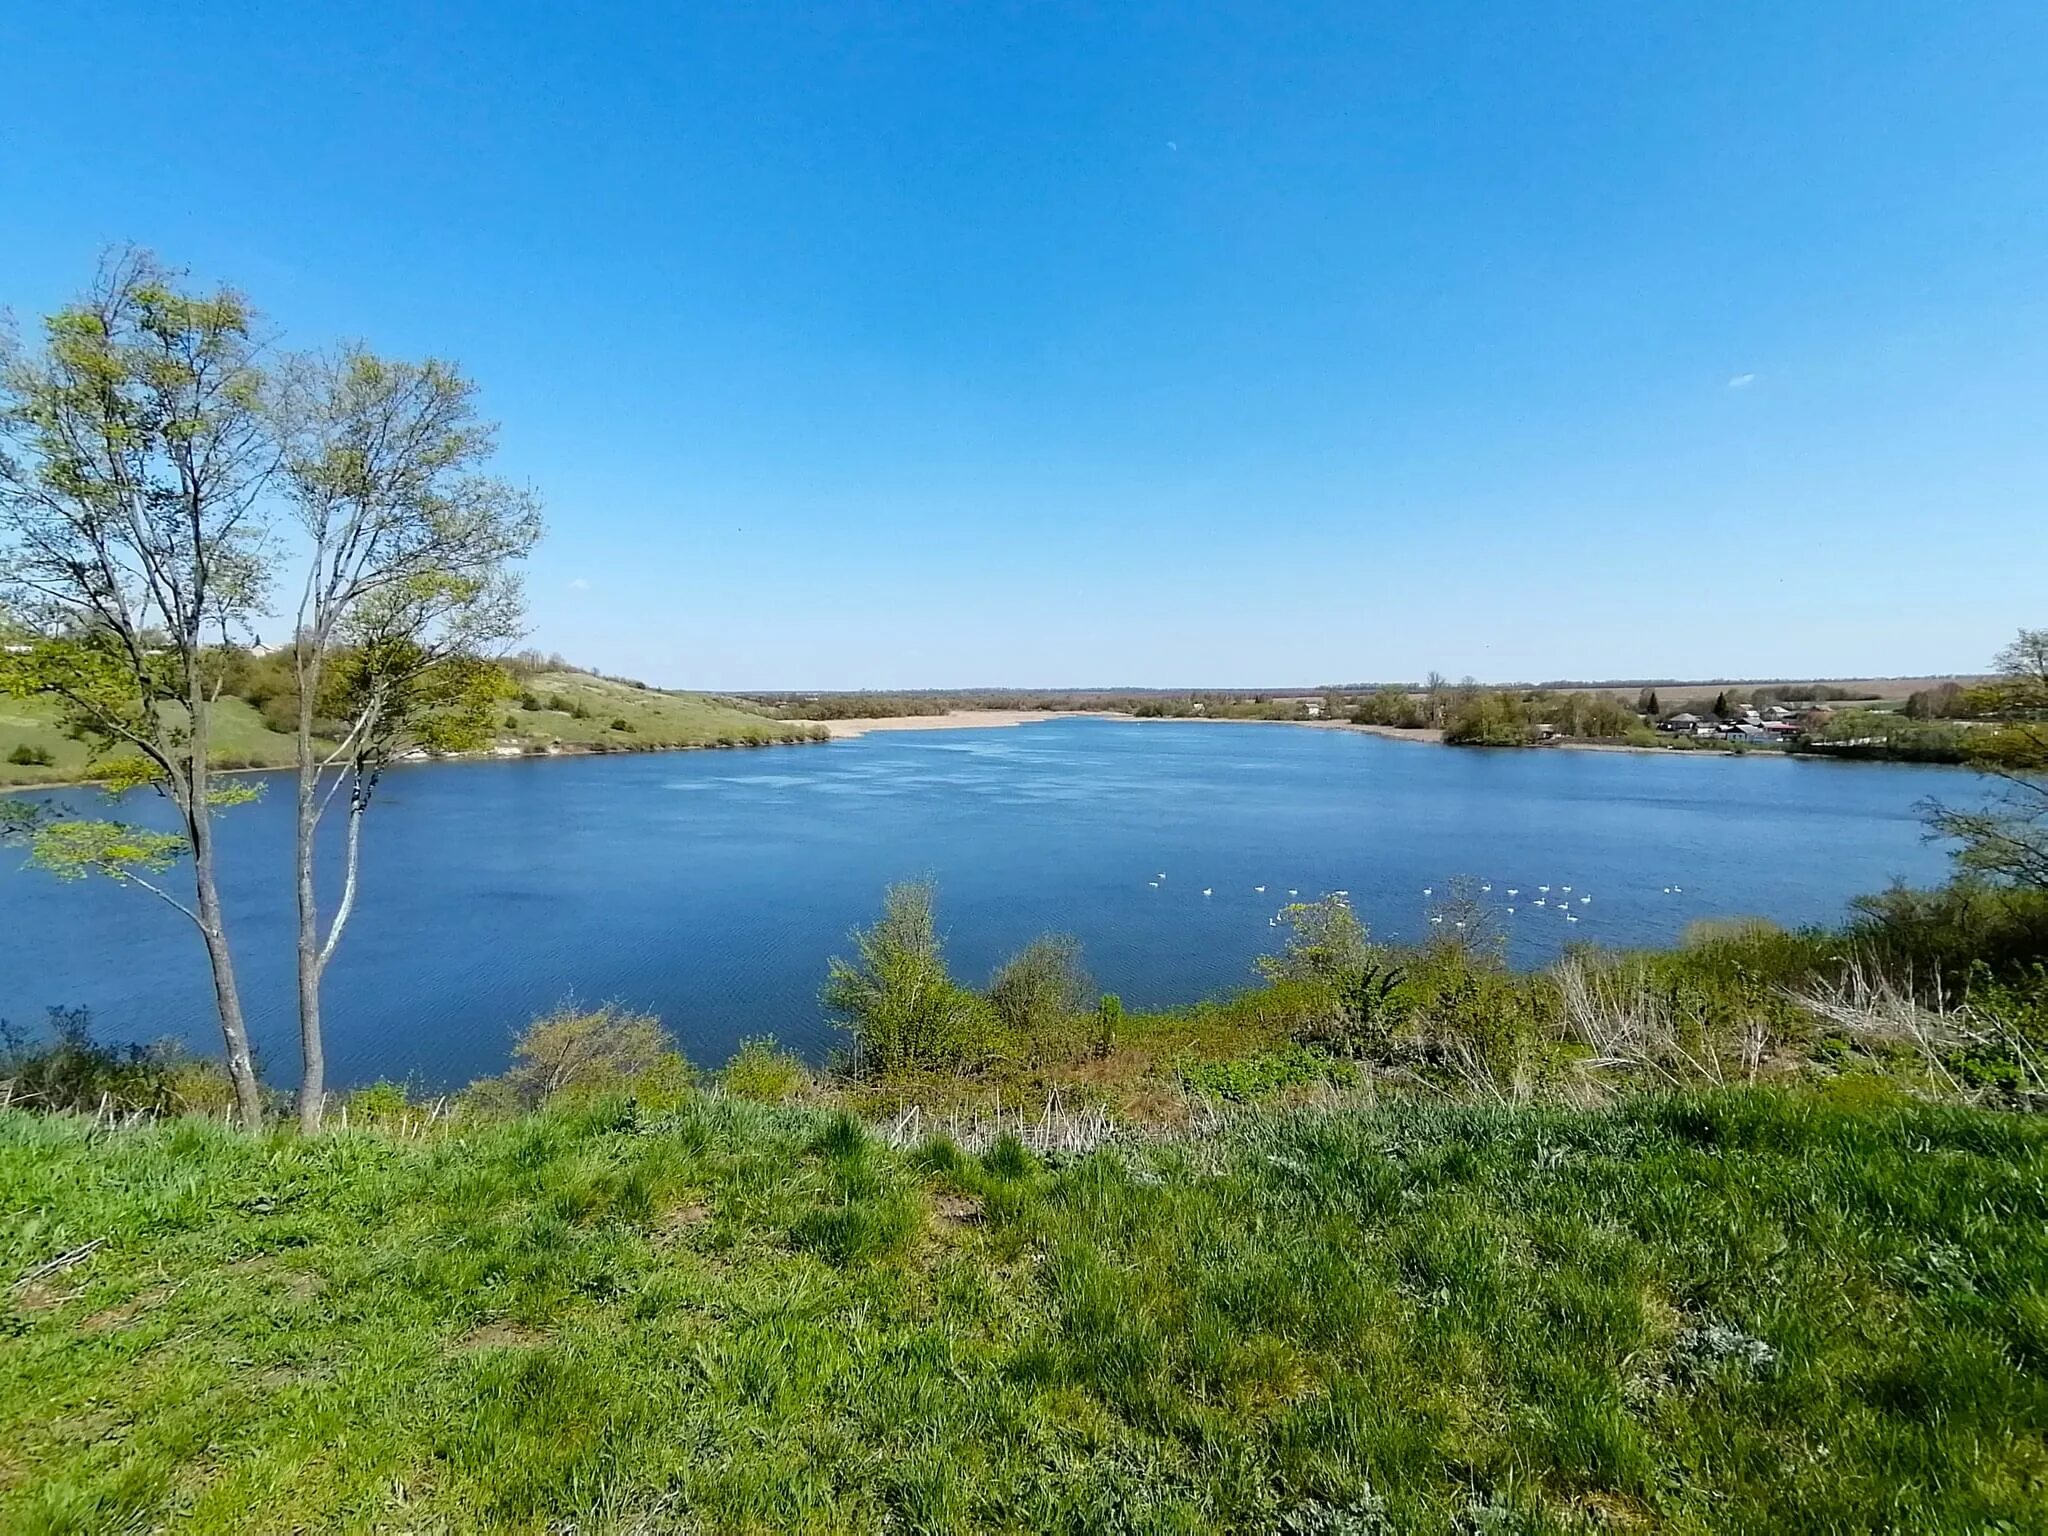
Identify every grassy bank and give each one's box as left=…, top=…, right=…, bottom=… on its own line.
left=4, top=1088, right=2044, bottom=1533
left=0, top=671, right=820, bottom=789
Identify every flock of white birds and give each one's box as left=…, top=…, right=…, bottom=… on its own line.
left=1144, top=871, right=1692, bottom=933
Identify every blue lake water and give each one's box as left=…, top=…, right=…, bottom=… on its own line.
left=0, top=719, right=1964, bottom=1090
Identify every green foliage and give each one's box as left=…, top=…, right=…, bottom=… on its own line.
left=823, top=882, right=1000, bottom=1079
left=1093, top=992, right=1123, bottom=1060
left=1176, top=1043, right=1358, bottom=1102
left=0, top=1006, right=231, bottom=1116
left=27, top=818, right=187, bottom=886
left=5, top=743, right=52, bottom=766
left=481, top=1005, right=693, bottom=1109
left=1258, top=896, right=1375, bottom=986
left=719, top=1036, right=808, bottom=1104
left=987, top=932, right=1092, bottom=1044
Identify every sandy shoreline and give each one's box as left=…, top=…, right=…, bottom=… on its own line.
left=816, top=710, right=1449, bottom=745
left=816, top=709, right=1121, bottom=739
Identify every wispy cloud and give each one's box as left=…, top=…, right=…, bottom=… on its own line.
left=1725, top=372, right=1757, bottom=389
left=567, top=577, right=591, bottom=592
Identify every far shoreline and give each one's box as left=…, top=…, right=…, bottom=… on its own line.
left=0, top=708, right=1958, bottom=795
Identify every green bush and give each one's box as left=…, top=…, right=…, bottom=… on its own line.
left=476, top=1004, right=693, bottom=1109
left=988, top=933, right=1092, bottom=1047
left=0, top=1005, right=232, bottom=1115
left=823, top=882, right=999, bottom=1079
left=609, top=717, right=635, bottom=733
left=1093, top=993, right=1123, bottom=1060
left=720, top=1036, right=808, bottom=1103
left=5, top=743, right=54, bottom=767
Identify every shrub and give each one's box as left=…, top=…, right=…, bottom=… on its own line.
left=988, top=933, right=1092, bottom=1044
left=6, top=743, right=55, bottom=767
left=1258, top=896, right=1375, bottom=986
left=720, top=1036, right=808, bottom=1103
left=609, top=717, right=635, bottom=733
left=491, top=1004, right=691, bottom=1107
left=345, top=1080, right=413, bottom=1125
left=824, top=882, right=999, bottom=1079
left=1093, top=993, right=1123, bottom=1060
left=0, top=1005, right=232, bottom=1116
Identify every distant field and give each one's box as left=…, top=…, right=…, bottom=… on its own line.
left=0, top=672, right=818, bottom=788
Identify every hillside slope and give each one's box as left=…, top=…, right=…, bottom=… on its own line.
left=0, top=671, right=820, bottom=788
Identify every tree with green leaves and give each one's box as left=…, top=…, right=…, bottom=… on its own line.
left=824, top=881, right=995, bottom=1078
left=276, top=349, right=541, bottom=1130
left=0, top=252, right=272, bottom=1126
left=1926, top=628, right=2048, bottom=889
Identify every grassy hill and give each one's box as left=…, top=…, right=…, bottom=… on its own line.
left=1, top=1088, right=2042, bottom=1532
left=0, top=670, right=821, bottom=788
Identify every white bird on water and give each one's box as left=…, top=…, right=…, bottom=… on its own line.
left=1148, top=881, right=1160, bottom=888
left=1430, top=914, right=1444, bottom=925
left=1566, top=914, right=1580, bottom=923
left=1580, top=896, right=1591, bottom=905
left=1539, top=885, right=1550, bottom=893
left=1254, top=885, right=1266, bottom=893
left=1534, top=898, right=1546, bottom=907
left=1507, top=888, right=1519, bottom=897
left=1287, top=888, right=1299, bottom=897
left=1480, top=884, right=1492, bottom=893
left=1201, top=888, right=1213, bottom=897
left=1506, top=906, right=1515, bottom=914
left=1422, top=887, right=1432, bottom=896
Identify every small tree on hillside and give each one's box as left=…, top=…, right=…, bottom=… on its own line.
left=276, top=349, right=540, bottom=1131
left=0, top=253, right=273, bottom=1126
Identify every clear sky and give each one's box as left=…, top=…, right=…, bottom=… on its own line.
left=3, top=3, right=2043, bottom=689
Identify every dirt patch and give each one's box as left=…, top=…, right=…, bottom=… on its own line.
left=10, top=1279, right=79, bottom=1315
left=654, top=1201, right=712, bottom=1245
left=931, top=1192, right=984, bottom=1226
left=80, top=1283, right=174, bottom=1334
left=224, top=1253, right=324, bottom=1300
left=453, top=1321, right=549, bottom=1352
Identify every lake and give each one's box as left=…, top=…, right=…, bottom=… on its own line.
left=0, top=719, right=1965, bottom=1090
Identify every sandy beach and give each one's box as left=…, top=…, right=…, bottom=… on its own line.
left=814, top=710, right=1450, bottom=745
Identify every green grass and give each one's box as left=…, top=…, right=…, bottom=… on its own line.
left=3, top=1088, right=2043, bottom=1532
left=0, top=672, right=820, bottom=787
left=500, top=671, right=818, bottom=751
left=0, top=696, right=304, bottom=786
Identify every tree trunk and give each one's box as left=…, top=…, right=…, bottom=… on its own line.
left=294, top=659, right=326, bottom=1133
left=186, top=697, right=263, bottom=1131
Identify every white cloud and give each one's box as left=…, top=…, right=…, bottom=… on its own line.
left=567, top=577, right=591, bottom=592
left=1725, top=372, right=1757, bottom=389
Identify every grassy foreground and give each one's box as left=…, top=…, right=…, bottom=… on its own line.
left=3, top=1088, right=2043, bottom=1533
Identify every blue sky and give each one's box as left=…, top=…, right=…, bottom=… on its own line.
left=3, top=3, right=2043, bottom=688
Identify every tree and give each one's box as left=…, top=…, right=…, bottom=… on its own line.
left=1925, top=628, right=2048, bottom=888
left=1638, top=687, right=1660, bottom=717
left=823, top=881, right=996, bottom=1078
left=1258, top=895, right=1374, bottom=985
left=0, top=253, right=272, bottom=1126
left=276, top=349, right=541, bottom=1130
left=1423, top=670, right=1449, bottom=728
